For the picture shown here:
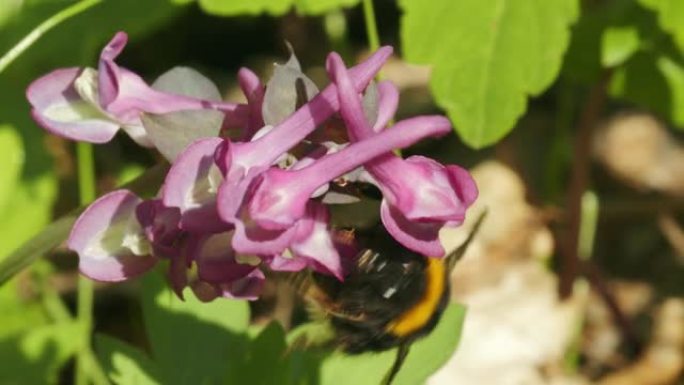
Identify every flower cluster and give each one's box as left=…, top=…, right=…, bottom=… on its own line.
left=28, top=32, right=478, bottom=302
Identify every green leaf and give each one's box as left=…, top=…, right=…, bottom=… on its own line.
left=294, top=0, right=360, bottom=15
left=0, top=173, right=57, bottom=260
left=118, top=163, right=146, bottom=186
left=392, top=304, right=466, bottom=385
left=0, top=125, right=23, bottom=212
left=0, top=322, right=80, bottom=385
left=141, top=109, right=224, bottom=162
left=232, top=322, right=292, bottom=385
left=638, top=0, right=684, bottom=53
left=152, top=66, right=222, bottom=101
left=0, top=276, right=48, bottom=339
left=95, top=334, right=162, bottom=385
left=609, top=51, right=684, bottom=128
left=198, top=0, right=294, bottom=16
left=316, top=303, right=467, bottom=385
left=140, top=271, right=251, bottom=385
left=601, top=26, right=640, bottom=67
left=400, top=0, right=579, bottom=148
left=657, top=55, right=684, bottom=128
left=0, top=0, right=22, bottom=28
left=197, top=0, right=359, bottom=16
left=319, top=349, right=393, bottom=385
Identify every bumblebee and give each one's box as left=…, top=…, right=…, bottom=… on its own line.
left=296, top=211, right=486, bottom=384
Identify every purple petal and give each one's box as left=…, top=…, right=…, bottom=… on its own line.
left=213, top=139, right=233, bottom=177
left=213, top=47, right=394, bottom=226
left=380, top=200, right=445, bottom=257
left=27, top=68, right=120, bottom=143
left=384, top=156, right=470, bottom=222
left=191, top=281, right=221, bottom=302
left=68, top=190, right=157, bottom=282
left=231, top=210, right=297, bottom=256
left=446, top=164, right=479, bottom=208
left=268, top=254, right=308, bottom=272
left=374, top=81, right=399, bottom=131
left=168, top=252, right=189, bottom=300
left=94, top=32, right=247, bottom=142
left=219, top=268, right=265, bottom=300
left=290, top=202, right=343, bottom=280
left=98, top=32, right=128, bottom=108
left=247, top=168, right=312, bottom=230
left=162, top=138, right=228, bottom=233
left=135, top=199, right=182, bottom=259
left=238, top=67, right=265, bottom=140
left=246, top=114, right=450, bottom=229
left=329, top=53, right=478, bottom=254
left=243, top=46, right=394, bottom=168
left=189, top=232, right=257, bottom=284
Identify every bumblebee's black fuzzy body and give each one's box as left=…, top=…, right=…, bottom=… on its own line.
left=310, top=228, right=450, bottom=353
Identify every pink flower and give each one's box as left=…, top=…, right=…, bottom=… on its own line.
left=327, top=53, right=478, bottom=257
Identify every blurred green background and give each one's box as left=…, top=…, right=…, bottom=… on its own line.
left=1, top=0, right=683, bottom=384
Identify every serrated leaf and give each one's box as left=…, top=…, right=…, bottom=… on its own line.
left=602, top=26, right=640, bottom=67
left=400, top=0, right=579, bottom=148
left=95, top=334, right=162, bottom=385
left=140, top=271, right=250, bottom=385
left=141, top=110, right=223, bottom=161
left=152, top=66, right=222, bottom=101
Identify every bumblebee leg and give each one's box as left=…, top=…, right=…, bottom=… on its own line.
left=381, top=343, right=411, bottom=385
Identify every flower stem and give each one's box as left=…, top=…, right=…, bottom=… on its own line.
left=0, top=0, right=102, bottom=74
left=362, top=0, right=381, bottom=54
left=77, top=143, right=96, bottom=205
left=361, top=0, right=400, bottom=155
left=324, top=10, right=351, bottom=60
left=75, top=142, right=98, bottom=385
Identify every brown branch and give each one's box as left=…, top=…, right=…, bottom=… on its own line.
left=559, top=71, right=612, bottom=299
left=581, top=260, right=643, bottom=356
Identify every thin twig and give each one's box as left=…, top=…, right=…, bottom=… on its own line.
left=559, top=71, right=612, bottom=299
left=581, top=260, right=642, bottom=356
left=657, top=213, right=684, bottom=263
